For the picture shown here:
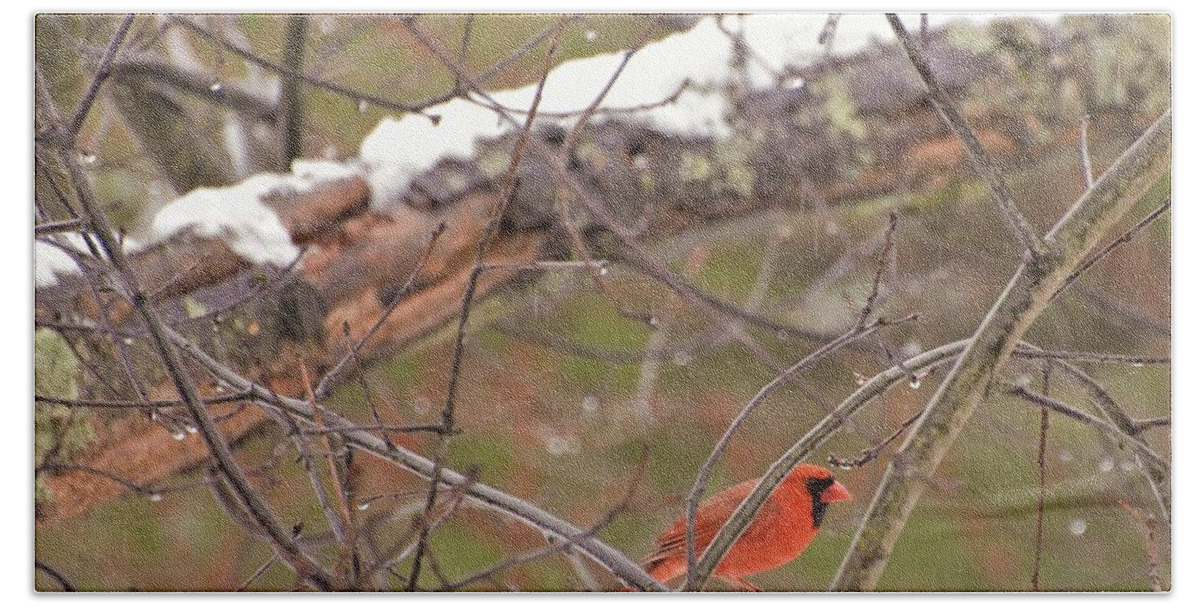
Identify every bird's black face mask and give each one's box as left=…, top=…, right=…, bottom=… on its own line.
left=805, top=476, right=836, bottom=528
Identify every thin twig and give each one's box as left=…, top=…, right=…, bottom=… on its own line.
left=1031, top=365, right=1051, bottom=591
left=1012, top=348, right=1169, bottom=366
left=454, top=15, right=474, bottom=90
left=886, top=14, right=1046, bottom=258
left=1051, top=198, right=1171, bottom=301
left=270, top=392, right=348, bottom=551
left=236, top=554, right=279, bottom=591
left=171, top=16, right=447, bottom=119
left=313, top=224, right=445, bottom=398
left=341, top=322, right=392, bottom=449
left=1074, top=283, right=1171, bottom=338
left=171, top=15, right=577, bottom=120
left=367, top=470, right=479, bottom=587
left=1134, top=416, right=1170, bottom=433
left=34, top=218, right=83, bottom=236
left=298, top=423, right=455, bottom=437
left=184, top=248, right=307, bottom=325
left=1007, top=386, right=1168, bottom=477
left=855, top=209, right=899, bottom=330
left=827, top=408, right=923, bottom=470
left=35, top=560, right=77, bottom=592
left=476, top=78, right=690, bottom=119
left=1118, top=500, right=1163, bottom=592
left=442, top=446, right=649, bottom=591
left=480, top=259, right=609, bottom=273
left=38, top=463, right=154, bottom=495
left=1079, top=115, right=1095, bottom=189
left=34, top=390, right=252, bottom=410
left=66, top=14, right=135, bottom=142
left=818, top=14, right=841, bottom=55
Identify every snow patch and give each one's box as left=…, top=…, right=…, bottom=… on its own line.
left=150, top=160, right=362, bottom=266
left=35, top=233, right=145, bottom=287
left=359, top=14, right=1060, bottom=209
left=34, top=242, right=81, bottom=287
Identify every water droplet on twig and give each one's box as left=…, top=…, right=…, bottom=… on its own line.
left=1069, top=519, right=1087, bottom=535
left=209, top=82, right=223, bottom=93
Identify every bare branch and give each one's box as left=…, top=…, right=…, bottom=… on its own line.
left=827, top=408, right=923, bottom=470
left=34, top=390, right=252, bottom=410
left=886, top=14, right=1047, bottom=258
left=1030, top=365, right=1051, bottom=591
left=65, top=14, right=135, bottom=142
left=1051, top=198, right=1171, bottom=301
left=1008, top=386, right=1168, bottom=476
left=170, top=16, right=450, bottom=118
left=35, top=560, right=77, bottom=592
left=831, top=109, right=1170, bottom=591
left=1118, top=500, right=1163, bottom=592
left=855, top=209, right=899, bottom=330
left=1012, top=347, right=1169, bottom=367
left=34, top=218, right=83, bottom=236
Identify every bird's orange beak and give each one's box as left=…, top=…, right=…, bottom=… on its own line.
left=821, top=480, right=852, bottom=503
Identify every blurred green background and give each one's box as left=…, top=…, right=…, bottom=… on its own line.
left=34, top=14, right=1170, bottom=591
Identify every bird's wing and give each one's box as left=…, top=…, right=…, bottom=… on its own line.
left=644, top=478, right=762, bottom=563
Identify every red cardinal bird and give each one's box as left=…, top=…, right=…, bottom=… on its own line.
left=638, top=463, right=851, bottom=591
